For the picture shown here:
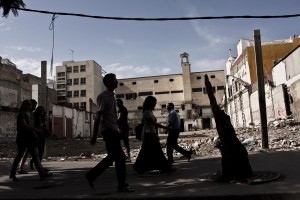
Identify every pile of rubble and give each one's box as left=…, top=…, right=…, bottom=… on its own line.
left=47, top=118, right=300, bottom=162
left=1, top=118, right=299, bottom=162
left=172, top=117, right=300, bottom=159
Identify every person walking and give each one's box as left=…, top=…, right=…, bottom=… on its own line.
left=85, top=73, right=134, bottom=192
left=18, top=99, right=37, bottom=174
left=9, top=100, right=52, bottom=181
left=166, top=102, right=192, bottom=164
left=116, top=98, right=131, bottom=162
left=133, top=96, right=173, bottom=174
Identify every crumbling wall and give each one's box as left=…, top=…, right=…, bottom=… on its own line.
left=0, top=111, right=17, bottom=138
left=289, top=79, right=300, bottom=121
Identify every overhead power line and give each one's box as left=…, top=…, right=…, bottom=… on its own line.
left=14, top=7, right=300, bottom=21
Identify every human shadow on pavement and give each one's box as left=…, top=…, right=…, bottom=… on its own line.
left=0, top=151, right=300, bottom=199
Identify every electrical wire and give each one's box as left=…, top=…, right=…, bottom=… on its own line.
left=14, top=7, right=300, bottom=21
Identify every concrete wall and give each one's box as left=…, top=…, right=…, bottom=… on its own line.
left=52, top=104, right=92, bottom=138
left=289, top=79, right=300, bottom=121
left=0, top=111, right=17, bottom=138
left=226, top=83, right=288, bottom=128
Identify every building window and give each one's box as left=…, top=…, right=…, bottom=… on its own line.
left=57, top=84, right=66, bottom=89
left=120, top=83, right=124, bottom=86
left=73, top=78, right=79, bottom=85
left=138, top=91, right=153, bottom=96
left=161, top=104, right=166, bottom=109
left=169, top=79, right=174, bottom=82
left=155, top=91, right=169, bottom=95
left=66, top=67, right=72, bottom=73
left=192, top=88, right=203, bottom=92
left=57, top=90, right=65, bottom=95
left=80, top=78, right=86, bottom=84
left=125, top=93, right=137, bottom=100
left=81, top=102, right=86, bottom=109
left=211, top=75, right=216, bottom=78
left=196, top=76, right=201, bottom=80
left=74, top=103, right=79, bottom=109
left=154, top=80, right=158, bottom=83
left=80, top=65, right=86, bottom=72
left=74, top=90, right=79, bottom=97
left=73, top=66, right=79, bottom=73
left=203, top=88, right=207, bottom=94
left=81, top=90, right=86, bottom=97
left=171, top=90, right=183, bottom=94
left=67, top=79, right=72, bottom=85
left=57, top=96, right=66, bottom=101
left=116, top=94, right=125, bottom=99
left=57, top=72, right=65, bottom=77
left=217, top=86, right=225, bottom=90
left=132, top=82, right=136, bottom=85
left=67, top=91, right=72, bottom=97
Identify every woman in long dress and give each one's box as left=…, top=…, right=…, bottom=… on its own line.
left=133, top=96, right=173, bottom=174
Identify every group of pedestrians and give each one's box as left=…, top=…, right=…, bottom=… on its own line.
left=9, top=73, right=191, bottom=193
left=85, top=73, right=193, bottom=193
left=9, top=99, right=52, bottom=181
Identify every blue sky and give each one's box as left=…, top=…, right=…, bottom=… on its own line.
left=1, top=0, right=300, bottom=80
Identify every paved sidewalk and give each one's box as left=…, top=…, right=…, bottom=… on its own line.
left=0, top=150, right=300, bottom=199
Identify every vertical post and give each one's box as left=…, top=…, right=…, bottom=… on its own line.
left=253, top=29, right=269, bottom=149
left=41, top=61, right=49, bottom=157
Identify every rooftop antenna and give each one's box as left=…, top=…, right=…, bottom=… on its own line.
left=69, top=49, right=74, bottom=61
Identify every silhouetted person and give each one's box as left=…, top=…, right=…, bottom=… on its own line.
left=85, top=73, right=134, bottom=192
left=133, top=96, right=173, bottom=174
left=166, top=103, right=192, bottom=164
left=10, top=100, right=52, bottom=181
left=18, top=99, right=37, bottom=174
left=28, top=106, right=50, bottom=171
left=116, top=98, right=131, bottom=162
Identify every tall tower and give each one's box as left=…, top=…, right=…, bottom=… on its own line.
left=181, top=52, right=192, bottom=104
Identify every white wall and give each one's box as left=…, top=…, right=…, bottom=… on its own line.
left=52, top=104, right=92, bottom=138
left=273, top=62, right=287, bottom=86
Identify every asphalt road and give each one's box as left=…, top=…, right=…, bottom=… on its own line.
left=1, top=150, right=300, bottom=200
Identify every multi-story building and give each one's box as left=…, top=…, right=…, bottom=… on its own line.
left=55, top=60, right=104, bottom=112
left=56, top=54, right=225, bottom=132
left=225, top=36, right=300, bottom=127
left=115, top=52, right=225, bottom=131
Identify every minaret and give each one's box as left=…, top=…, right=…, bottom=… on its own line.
left=226, top=49, right=235, bottom=76
left=181, top=52, right=192, bottom=104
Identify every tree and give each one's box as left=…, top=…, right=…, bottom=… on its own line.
left=205, top=74, right=253, bottom=181
left=0, top=0, right=26, bottom=17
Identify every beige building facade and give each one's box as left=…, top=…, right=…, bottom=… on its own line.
left=56, top=60, right=104, bottom=112
left=115, top=53, right=225, bottom=132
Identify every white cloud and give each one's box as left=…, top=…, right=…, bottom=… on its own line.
left=104, top=63, right=171, bottom=78
left=193, top=58, right=227, bottom=72
left=10, top=58, right=57, bottom=79
left=0, top=19, right=11, bottom=31
left=184, top=5, right=230, bottom=46
left=106, top=38, right=125, bottom=45
left=6, top=45, right=42, bottom=53
left=192, top=23, right=230, bottom=46
left=0, top=27, right=11, bottom=32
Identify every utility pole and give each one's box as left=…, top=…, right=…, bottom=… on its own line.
left=253, top=29, right=269, bottom=149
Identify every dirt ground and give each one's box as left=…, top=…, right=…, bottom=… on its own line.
left=1, top=122, right=300, bottom=163
left=0, top=133, right=209, bottom=162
